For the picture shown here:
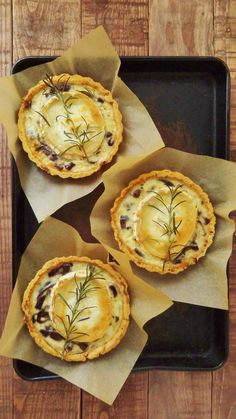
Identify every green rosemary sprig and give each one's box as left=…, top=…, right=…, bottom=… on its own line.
left=149, top=184, right=186, bottom=271
left=56, top=264, right=104, bottom=357
left=78, top=86, right=94, bottom=99
left=43, top=74, right=103, bottom=163
left=60, top=116, right=102, bottom=163
left=33, top=109, right=51, bottom=127
left=43, top=73, right=73, bottom=116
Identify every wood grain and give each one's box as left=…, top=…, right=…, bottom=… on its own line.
left=149, top=0, right=214, bottom=55
left=212, top=2, right=236, bottom=418
left=229, top=77, right=236, bottom=161
left=0, top=1, right=13, bottom=419
left=82, top=372, right=148, bottom=419
left=81, top=0, right=148, bottom=55
left=148, top=372, right=212, bottom=419
left=12, top=0, right=82, bottom=59
left=211, top=240, right=236, bottom=419
left=13, top=375, right=81, bottom=419
left=214, top=0, right=236, bottom=159
left=214, top=0, right=236, bottom=62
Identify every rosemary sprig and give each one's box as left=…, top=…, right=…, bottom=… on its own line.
left=43, top=73, right=73, bottom=115
left=56, top=264, right=104, bottom=357
left=42, top=74, right=103, bottom=163
left=78, top=86, right=94, bottom=99
left=149, top=184, right=186, bottom=271
left=60, top=116, right=102, bottom=163
left=33, top=109, right=51, bottom=127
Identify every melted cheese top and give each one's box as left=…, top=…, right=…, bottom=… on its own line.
left=43, top=93, right=105, bottom=158
left=114, top=174, right=213, bottom=271
left=134, top=188, right=198, bottom=259
left=27, top=260, right=128, bottom=359
left=51, top=269, right=112, bottom=342
left=19, top=75, right=122, bottom=177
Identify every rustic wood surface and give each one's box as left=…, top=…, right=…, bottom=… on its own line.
left=0, top=0, right=236, bottom=418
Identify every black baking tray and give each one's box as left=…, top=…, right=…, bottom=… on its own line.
left=12, top=56, right=230, bottom=380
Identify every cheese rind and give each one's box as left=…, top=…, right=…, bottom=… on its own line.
left=111, top=170, right=216, bottom=274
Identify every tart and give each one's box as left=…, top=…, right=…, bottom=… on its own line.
left=22, top=256, right=130, bottom=361
left=111, top=170, right=216, bottom=274
left=18, top=74, right=123, bottom=178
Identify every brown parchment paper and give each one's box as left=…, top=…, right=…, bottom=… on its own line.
left=90, top=147, right=236, bottom=310
left=0, top=217, right=172, bottom=405
left=0, top=26, right=164, bottom=223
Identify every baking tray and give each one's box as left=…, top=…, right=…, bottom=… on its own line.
left=12, top=56, right=230, bottom=380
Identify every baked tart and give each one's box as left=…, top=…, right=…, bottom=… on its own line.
left=111, top=170, right=216, bottom=274
left=22, top=256, right=130, bottom=361
left=18, top=74, right=123, bottom=178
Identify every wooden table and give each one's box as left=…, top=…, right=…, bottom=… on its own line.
left=1, top=1, right=236, bottom=418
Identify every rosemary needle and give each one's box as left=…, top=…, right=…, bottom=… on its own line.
left=55, top=264, right=104, bottom=357
left=148, top=184, right=186, bottom=271
left=42, top=74, right=103, bottom=163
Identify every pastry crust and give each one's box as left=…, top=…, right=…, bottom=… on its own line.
left=22, top=256, right=130, bottom=361
left=111, top=170, right=216, bottom=274
left=18, top=74, right=123, bottom=178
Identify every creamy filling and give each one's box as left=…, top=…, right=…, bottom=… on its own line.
left=23, top=80, right=118, bottom=173
left=29, top=262, right=124, bottom=358
left=115, top=177, right=211, bottom=270
left=51, top=269, right=112, bottom=343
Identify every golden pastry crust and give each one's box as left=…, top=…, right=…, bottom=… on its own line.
left=18, top=74, right=123, bottom=178
left=22, top=256, right=130, bottom=361
left=111, top=170, right=216, bottom=274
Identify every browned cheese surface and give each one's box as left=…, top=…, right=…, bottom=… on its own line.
left=1, top=1, right=236, bottom=418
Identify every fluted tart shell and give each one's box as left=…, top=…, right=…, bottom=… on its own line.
left=18, top=74, right=123, bottom=178
left=111, top=170, right=216, bottom=275
left=22, top=256, right=130, bottom=361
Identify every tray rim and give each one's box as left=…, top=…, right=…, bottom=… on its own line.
left=11, top=55, right=230, bottom=163
left=11, top=55, right=230, bottom=380
left=12, top=53, right=231, bottom=67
